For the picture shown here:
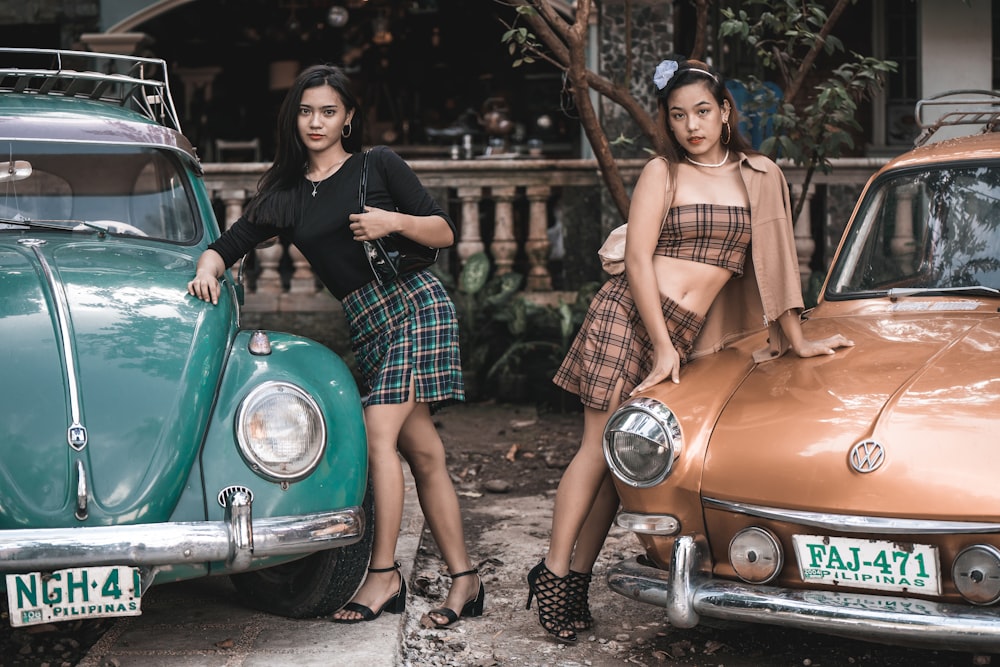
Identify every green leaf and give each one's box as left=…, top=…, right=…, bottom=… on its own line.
left=459, top=252, right=491, bottom=294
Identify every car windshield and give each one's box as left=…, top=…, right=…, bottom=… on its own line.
left=827, top=162, right=1000, bottom=298
left=0, top=141, right=199, bottom=243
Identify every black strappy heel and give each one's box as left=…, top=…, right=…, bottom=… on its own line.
left=525, top=560, right=577, bottom=644
left=425, top=567, right=485, bottom=628
left=566, top=569, right=594, bottom=631
left=331, top=561, right=406, bottom=623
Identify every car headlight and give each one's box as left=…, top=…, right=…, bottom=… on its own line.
left=603, top=397, right=682, bottom=488
left=236, top=381, right=326, bottom=482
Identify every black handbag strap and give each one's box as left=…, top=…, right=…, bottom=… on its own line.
left=358, top=149, right=369, bottom=213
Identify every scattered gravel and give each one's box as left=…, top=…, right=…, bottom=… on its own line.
left=0, top=607, right=112, bottom=667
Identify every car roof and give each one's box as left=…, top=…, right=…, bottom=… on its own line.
left=0, top=93, right=199, bottom=162
left=882, top=131, right=1000, bottom=174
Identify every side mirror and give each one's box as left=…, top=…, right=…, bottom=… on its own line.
left=0, top=160, right=32, bottom=183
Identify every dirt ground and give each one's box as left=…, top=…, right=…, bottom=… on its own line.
left=402, top=401, right=994, bottom=667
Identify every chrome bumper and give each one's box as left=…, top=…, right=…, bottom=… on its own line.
left=608, top=536, right=1000, bottom=651
left=0, top=491, right=365, bottom=573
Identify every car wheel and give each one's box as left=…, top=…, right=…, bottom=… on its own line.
left=230, top=483, right=374, bottom=618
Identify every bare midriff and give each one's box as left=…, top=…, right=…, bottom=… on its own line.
left=653, top=254, right=732, bottom=317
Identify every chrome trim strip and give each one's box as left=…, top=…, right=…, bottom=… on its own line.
left=75, top=460, right=88, bottom=521
left=0, top=504, right=364, bottom=573
left=608, top=552, right=1000, bottom=651
left=19, top=240, right=87, bottom=450
left=703, top=497, right=1000, bottom=534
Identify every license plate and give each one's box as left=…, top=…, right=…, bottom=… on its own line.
left=792, top=535, right=941, bottom=595
left=5, top=566, right=142, bottom=627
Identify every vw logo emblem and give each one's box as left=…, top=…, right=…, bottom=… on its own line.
left=849, top=439, right=885, bottom=473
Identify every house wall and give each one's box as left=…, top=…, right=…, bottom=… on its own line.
left=921, top=0, right=992, bottom=96
left=919, top=0, right=994, bottom=142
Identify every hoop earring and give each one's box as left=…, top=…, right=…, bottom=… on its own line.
left=342, top=124, right=352, bottom=139
left=722, top=120, right=732, bottom=145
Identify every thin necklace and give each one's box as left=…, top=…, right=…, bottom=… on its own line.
left=307, top=155, right=350, bottom=197
left=685, top=148, right=730, bottom=169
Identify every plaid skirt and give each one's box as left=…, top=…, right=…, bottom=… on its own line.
left=553, top=274, right=705, bottom=411
left=342, top=270, right=464, bottom=407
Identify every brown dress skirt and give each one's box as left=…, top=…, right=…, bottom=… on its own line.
left=553, top=274, right=705, bottom=411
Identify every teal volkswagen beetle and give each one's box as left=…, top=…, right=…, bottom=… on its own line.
left=0, top=48, right=371, bottom=627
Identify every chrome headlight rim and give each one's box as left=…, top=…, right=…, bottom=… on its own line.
left=602, top=396, right=683, bottom=489
left=953, top=544, right=1000, bottom=606
left=235, top=380, right=327, bottom=483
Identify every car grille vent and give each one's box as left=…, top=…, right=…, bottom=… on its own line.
left=217, top=485, right=254, bottom=508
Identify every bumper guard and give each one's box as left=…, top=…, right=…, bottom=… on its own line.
left=0, top=491, right=364, bottom=574
left=607, top=536, right=1000, bottom=651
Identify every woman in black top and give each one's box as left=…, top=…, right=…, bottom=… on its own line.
left=187, top=65, right=483, bottom=627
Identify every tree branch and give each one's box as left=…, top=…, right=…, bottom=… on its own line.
left=785, top=0, right=851, bottom=103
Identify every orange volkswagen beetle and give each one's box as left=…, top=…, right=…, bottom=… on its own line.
left=603, top=92, right=1000, bottom=652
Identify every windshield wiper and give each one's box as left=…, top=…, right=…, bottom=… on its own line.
left=887, top=286, right=1000, bottom=298
left=0, top=216, right=112, bottom=235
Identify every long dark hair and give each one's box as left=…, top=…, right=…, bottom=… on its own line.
left=655, top=58, right=754, bottom=164
left=244, top=64, right=362, bottom=227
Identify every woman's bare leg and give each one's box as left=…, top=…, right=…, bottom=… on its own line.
left=397, top=403, right=479, bottom=623
left=569, top=474, right=619, bottom=573
left=543, top=406, right=612, bottom=576
left=331, top=398, right=414, bottom=621
left=545, top=383, right=623, bottom=576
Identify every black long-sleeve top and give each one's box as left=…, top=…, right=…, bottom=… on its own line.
left=208, top=145, right=455, bottom=300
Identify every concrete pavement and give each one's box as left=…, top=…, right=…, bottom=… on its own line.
left=78, top=465, right=421, bottom=667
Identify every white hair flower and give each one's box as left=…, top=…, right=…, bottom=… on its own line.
left=653, top=60, right=679, bottom=90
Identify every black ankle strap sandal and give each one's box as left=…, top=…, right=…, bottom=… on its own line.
left=331, top=561, right=406, bottom=624
left=424, top=567, right=486, bottom=628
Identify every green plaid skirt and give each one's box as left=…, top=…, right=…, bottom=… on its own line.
left=553, top=274, right=705, bottom=411
left=343, top=270, right=464, bottom=407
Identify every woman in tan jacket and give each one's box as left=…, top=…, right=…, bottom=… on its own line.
left=527, top=57, right=854, bottom=644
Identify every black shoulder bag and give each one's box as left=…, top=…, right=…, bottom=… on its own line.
left=359, top=150, right=440, bottom=285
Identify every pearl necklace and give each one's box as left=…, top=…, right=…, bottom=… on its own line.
left=306, top=155, right=351, bottom=197
left=685, top=149, right=730, bottom=169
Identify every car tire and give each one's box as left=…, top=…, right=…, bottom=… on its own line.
left=230, top=482, right=374, bottom=618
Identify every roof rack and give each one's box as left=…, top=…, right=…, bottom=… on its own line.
left=0, top=47, right=181, bottom=133
left=913, top=89, right=1000, bottom=147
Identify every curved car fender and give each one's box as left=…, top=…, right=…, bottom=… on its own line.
left=613, top=343, right=759, bottom=567
left=199, top=330, right=368, bottom=521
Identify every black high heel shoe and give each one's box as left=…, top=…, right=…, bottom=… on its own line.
left=331, top=561, right=406, bottom=623
left=567, top=569, right=594, bottom=631
left=525, top=560, right=577, bottom=644
left=425, top=568, right=485, bottom=628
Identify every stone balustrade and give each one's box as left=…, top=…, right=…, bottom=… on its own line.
left=201, top=156, right=890, bottom=312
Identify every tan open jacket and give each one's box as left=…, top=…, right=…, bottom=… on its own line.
left=689, top=152, right=805, bottom=363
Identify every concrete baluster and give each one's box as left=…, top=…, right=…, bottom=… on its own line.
left=491, top=186, right=518, bottom=275
left=219, top=190, right=248, bottom=286
left=254, top=238, right=284, bottom=295
left=891, top=184, right=917, bottom=274
left=287, top=245, right=317, bottom=294
left=456, top=186, right=485, bottom=270
left=524, top=185, right=553, bottom=290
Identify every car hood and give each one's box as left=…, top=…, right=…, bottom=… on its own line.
left=702, top=312, right=1000, bottom=521
left=0, top=236, right=231, bottom=527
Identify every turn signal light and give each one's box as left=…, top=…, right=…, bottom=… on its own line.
left=730, top=527, right=783, bottom=584
left=953, top=544, right=1000, bottom=605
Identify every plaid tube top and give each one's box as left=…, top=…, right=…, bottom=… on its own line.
left=656, top=204, right=751, bottom=276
